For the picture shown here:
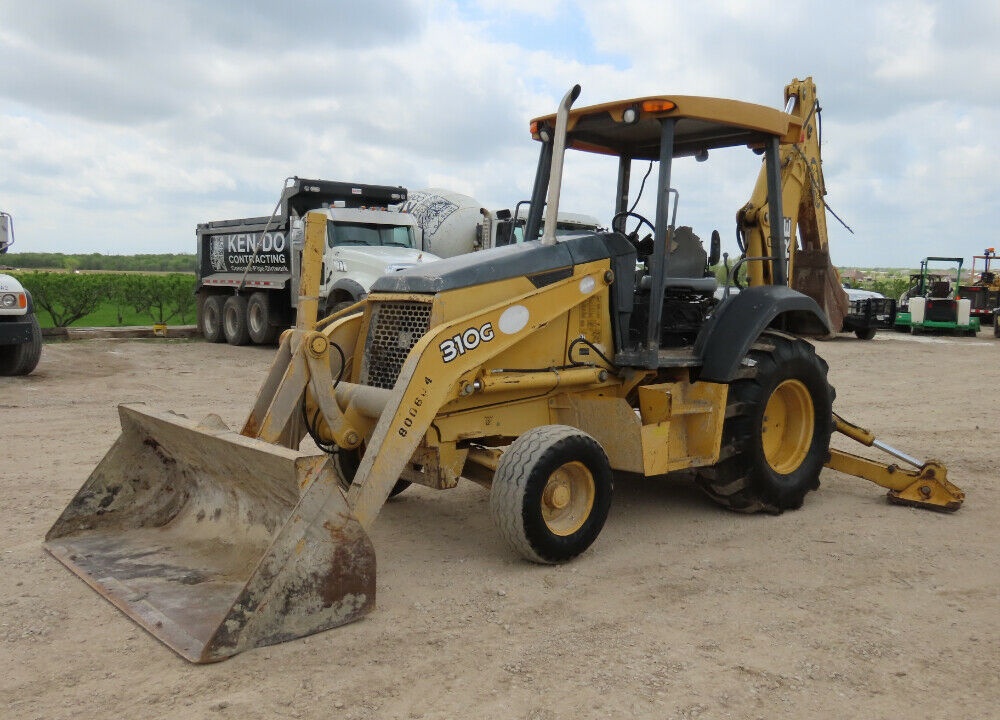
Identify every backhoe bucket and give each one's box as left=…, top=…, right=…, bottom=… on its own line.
left=792, top=248, right=849, bottom=335
left=44, top=404, right=375, bottom=663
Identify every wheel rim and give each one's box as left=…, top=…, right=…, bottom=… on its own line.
left=541, top=461, right=595, bottom=536
left=761, top=379, right=814, bottom=474
left=224, top=307, right=237, bottom=336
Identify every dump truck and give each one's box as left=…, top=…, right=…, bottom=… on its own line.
left=196, top=178, right=434, bottom=345
left=46, top=82, right=964, bottom=663
left=0, top=210, right=42, bottom=375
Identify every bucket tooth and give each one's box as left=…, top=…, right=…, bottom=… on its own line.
left=44, top=403, right=375, bottom=663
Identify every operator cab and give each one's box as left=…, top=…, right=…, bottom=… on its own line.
left=526, top=93, right=804, bottom=366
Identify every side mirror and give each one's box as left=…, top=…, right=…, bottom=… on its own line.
left=0, top=212, right=10, bottom=254
left=709, top=229, right=721, bottom=266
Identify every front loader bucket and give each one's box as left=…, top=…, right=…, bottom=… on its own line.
left=44, top=404, right=375, bottom=663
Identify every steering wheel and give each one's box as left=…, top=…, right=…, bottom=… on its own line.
left=611, top=211, right=655, bottom=237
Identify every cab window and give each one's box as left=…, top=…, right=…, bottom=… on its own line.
left=328, top=222, right=415, bottom=249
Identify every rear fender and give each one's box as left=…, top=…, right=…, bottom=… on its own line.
left=695, top=286, right=830, bottom=383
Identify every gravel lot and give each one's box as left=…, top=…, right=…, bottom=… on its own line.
left=2, top=331, right=997, bottom=719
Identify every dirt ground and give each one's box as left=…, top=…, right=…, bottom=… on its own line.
left=2, top=330, right=998, bottom=720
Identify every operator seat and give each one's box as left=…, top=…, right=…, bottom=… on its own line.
left=638, top=226, right=717, bottom=294
left=930, top=281, right=952, bottom=299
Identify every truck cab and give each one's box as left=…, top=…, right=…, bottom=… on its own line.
left=289, top=206, right=426, bottom=314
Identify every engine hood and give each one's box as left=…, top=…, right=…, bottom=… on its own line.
left=329, top=245, right=439, bottom=269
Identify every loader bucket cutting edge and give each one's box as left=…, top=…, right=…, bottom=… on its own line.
left=44, top=403, right=376, bottom=663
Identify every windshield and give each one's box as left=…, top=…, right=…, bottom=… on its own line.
left=328, top=221, right=415, bottom=249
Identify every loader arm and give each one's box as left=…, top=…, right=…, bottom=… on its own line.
left=236, top=209, right=616, bottom=528
left=826, top=413, right=964, bottom=511
left=315, top=267, right=612, bottom=529
left=737, top=77, right=849, bottom=332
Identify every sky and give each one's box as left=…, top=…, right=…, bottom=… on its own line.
left=1, top=0, right=998, bottom=267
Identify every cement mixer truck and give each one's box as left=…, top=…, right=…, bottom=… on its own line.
left=402, top=188, right=603, bottom=258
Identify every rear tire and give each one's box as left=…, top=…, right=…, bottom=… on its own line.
left=994, top=312, right=1000, bottom=338
left=695, top=332, right=833, bottom=514
left=201, top=295, right=226, bottom=343
left=223, top=295, right=251, bottom=346
left=0, top=313, right=42, bottom=376
left=854, top=327, right=876, bottom=340
left=490, top=425, right=612, bottom=564
left=247, top=292, right=279, bottom=345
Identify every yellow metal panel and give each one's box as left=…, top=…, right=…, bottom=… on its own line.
left=638, top=381, right=728, bottom=475
left=433, top=397, right=553, bottom=443
left=550, top=394, right=644, bottom=473
left=640, top=422, right=673, bottom=475
left=638, top=383, right=672, bottom=423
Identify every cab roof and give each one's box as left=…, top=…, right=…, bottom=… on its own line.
left=530, top=95, right=802, bottom=161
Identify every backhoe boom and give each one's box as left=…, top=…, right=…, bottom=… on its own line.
left=737, top=77, right=849, bottom=333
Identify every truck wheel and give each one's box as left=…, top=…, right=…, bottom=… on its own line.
left=223, top=295, right=251, bottom=346
left=0, top=313, right=42, bottom=376
left=490, top=425, right=612, bottom=564
left=333, top=446, right=410, bottom=498
left=854, top=327, right=876, bottom=340
left=323, top=299, right=358, bottom=318
left=201, top=295, right=226, bottom=343
left=993, top=312, right=999, bottom=338
left=247, top=292, right=279, bottom=345
left=695, top=332, right=833, bottom=513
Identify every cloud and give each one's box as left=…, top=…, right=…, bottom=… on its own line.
left=0, top=0, right=997, bottom=268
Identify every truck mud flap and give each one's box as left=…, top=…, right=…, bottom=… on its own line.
left=44, top=404, right=375, bottom=663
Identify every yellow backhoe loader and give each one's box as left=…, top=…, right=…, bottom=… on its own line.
left=45, top=83, right=963, bottom=663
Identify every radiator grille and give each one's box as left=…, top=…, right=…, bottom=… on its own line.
left=360, top=300, right=433, bottom=389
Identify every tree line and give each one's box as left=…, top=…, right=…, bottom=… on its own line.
left=13, top=272, right=196, bottom=327
left=2, top=253, right=197, bottom=272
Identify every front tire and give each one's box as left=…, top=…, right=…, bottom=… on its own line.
left=854, top=327, right=876, bottom=340
left=0, top=314, right=42, bottom=376
left=223, top=295, right=251, bottom=346
left=695, top=332, right=833, bottom=514
left=201, top=295, right=226, bottom=343
left=490, top=425, right=612, bottom=564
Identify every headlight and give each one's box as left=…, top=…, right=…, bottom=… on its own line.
left=1, top=293, right=19, bottom=308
